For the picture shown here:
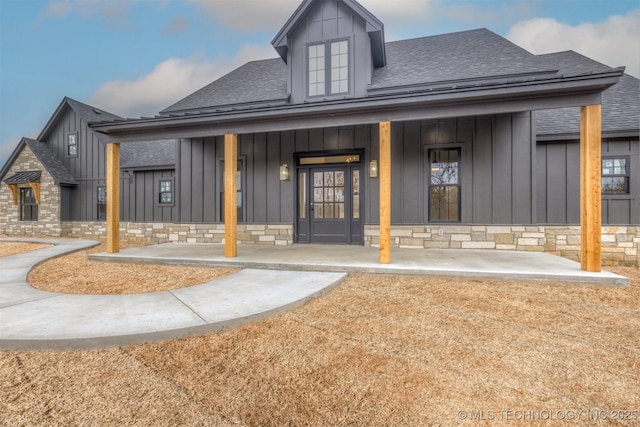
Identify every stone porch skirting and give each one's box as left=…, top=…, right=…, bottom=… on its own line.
left=5, top=221, right=634, bottom=267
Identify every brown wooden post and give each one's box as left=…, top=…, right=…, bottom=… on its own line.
left=580, top=104, right=602, bottom=272
left=379, top=121, right=391, bottom=264
left=224, top=134, right=238, bottom=257
left=8, top=184, right=18, bottom=205
left=106, top=142, right=120, bottom=254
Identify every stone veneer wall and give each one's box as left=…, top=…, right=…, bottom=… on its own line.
left=60, top=222, right=294, bottom=246
left=0, top=147, right=61, bottom=236
left=363, top=225, right=640, bottom=266
left=59, top=221, right=639, bottom=266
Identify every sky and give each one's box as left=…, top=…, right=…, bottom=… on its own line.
left=1, top=0, right=639, bottom=168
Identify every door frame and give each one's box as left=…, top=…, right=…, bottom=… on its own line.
left=294, top=149, right=365, bottom=244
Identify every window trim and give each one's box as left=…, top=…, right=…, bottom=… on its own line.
left=156, top=177, right=175, bottom=207
left=19, top=187, right=38, bottom=221
left=66, top=132, right=78, bottom=158
left=602, top=155, right=630, bottom=195
left=306, top=37, right=351, bottom=99
left=427, top=147, right=462, bottom=223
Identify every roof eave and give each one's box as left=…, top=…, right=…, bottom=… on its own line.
left=91, top=70, right=623, bottom=141
left=537, top=128, right=640, bottom=142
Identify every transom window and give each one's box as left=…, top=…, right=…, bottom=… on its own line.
left=602, top=157, right=629, bottom=194
left=428, top=148, right=461, bottom=222
left=20, top=187, right=38, bottom=221
left=308, top=39, right=349, bottom=97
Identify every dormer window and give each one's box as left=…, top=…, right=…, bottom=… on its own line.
left=308, top=39, right=350, bottom=98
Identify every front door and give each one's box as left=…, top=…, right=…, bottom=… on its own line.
left=296, top=155, right=363, bottom=244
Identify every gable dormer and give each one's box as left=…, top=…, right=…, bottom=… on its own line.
left=272, top=0, right=385, bottom=104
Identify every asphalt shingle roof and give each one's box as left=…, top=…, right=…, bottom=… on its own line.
left=66, top=97, right=123, bottom=123
left=23, top=138, right=78, bottom=185
left=536, top=51, right=640, bottom=136
left=161, top=28, right=556, bottom=114
left=370, top=29, right=553, bottom=90
left=162, top=59, right=288, bottom=113
left=120, top=140, right=177, bottom=169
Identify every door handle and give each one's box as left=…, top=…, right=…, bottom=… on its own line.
left=310, top=203, right=314, bottom=211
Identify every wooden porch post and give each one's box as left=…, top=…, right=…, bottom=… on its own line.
left=379, top=121, right=391, bottom=264
left=224, top=134, right=238, bottom=258
left=580, top=104, right=602, bottom=272
left=106, top=142, right=120, bottom=254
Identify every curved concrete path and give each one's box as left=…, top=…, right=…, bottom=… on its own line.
left=0, top=238, right=346, bottom=350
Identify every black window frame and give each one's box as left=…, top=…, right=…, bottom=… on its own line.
left=306, top=38, right=350, bottom=99
left=428, top=147, right=462, bottom=223
left=97, top=185, right=107, bottom=221
left=20, top=187, right=38, bottom=221
left=602, top=156, right=630, bottom=195
left=66, top=132, right=78, bottom=158
left=156, top=177, right=175, bottom=207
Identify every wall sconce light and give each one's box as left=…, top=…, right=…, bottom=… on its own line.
left=280, top=164, right=289, bottom=181
left=369, top=160, right=378, bottom=178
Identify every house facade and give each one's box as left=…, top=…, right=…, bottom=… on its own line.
left=2, top=0, right=638, bottom=266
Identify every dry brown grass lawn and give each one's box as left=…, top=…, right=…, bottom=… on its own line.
left=1, top=241, right=639, bottom=426
left=0, top=242, right=51, bottom=257
left=25, top=242, right=238, bottom=294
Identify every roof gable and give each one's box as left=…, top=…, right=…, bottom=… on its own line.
left=0, top=138, right=78, bottom=185
left=272, top=0, right=385, bottom=67
left=38, top=97, right=123, bottom=141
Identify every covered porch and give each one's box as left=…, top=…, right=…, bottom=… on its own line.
left=93, top=65, right=624, bottom=273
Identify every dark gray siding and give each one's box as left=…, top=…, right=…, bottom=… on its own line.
left=176, top=113, right=536, bottom=226
left=537, top=137, right=640, bottom=225
left=121, top=169, right=177, bottom=222
left=288, top=0, right=371, bottom=103
left=42, top=106, right=106, bottom=221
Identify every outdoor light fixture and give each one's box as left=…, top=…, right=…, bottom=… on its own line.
left=369, top=160, right=378, bottom=178
left=280, top=164, right=289, bottom=181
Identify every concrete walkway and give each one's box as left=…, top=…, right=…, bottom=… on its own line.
left=0, top=238, right=345, bottom=350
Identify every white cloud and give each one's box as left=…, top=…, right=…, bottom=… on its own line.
left=89, top=44, right=276, bottom=118
left=506, top=9, right=640, bottom=78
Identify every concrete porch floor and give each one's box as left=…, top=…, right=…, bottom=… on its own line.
left=90, top=243, right=629, bottom=287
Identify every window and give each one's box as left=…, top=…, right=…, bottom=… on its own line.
left=308, top=39, right=349, bottom=97
left=219, top=159, right=244, bottom=222
left=158, top=179, right=173, bottom=205
left=20, top=187, right=38, bottom=221
left=67, top=132, right=78, bottom=157
left=97, top=186, right=106, bottom=220
left=428, top=148, right=461, bottom=222
left=602, top=157, right=629, bottom=194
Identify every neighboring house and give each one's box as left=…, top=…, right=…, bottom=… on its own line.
left=1, top=0, right=638, bottom=266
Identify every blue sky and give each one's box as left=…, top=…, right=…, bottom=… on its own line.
left=1, top=0, right=639, bottom=167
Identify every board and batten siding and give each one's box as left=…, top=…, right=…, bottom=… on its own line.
left=175, top=112, right=536, bottom=227
left=288, top=0, right=371, bottom=103
left=42, top=106, right=107, bottom=222
left=537, top=137, right=639, bottom=225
